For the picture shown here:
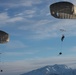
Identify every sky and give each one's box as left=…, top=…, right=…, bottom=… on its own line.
left=0, top=0, right=76, bottom=75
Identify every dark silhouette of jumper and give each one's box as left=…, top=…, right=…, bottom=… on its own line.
left=61, top=35, right=65, bottom=41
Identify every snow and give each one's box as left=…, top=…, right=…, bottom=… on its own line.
left=21, top=64, right=76, bottom=75
left=52, top=67, right=56, bottom=71
left=46, top=68, right=50, bottom=72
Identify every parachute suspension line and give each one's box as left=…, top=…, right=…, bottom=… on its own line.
left=59, top=29, right=65, bottom=55
left=0, top=52, right=1, bottom=62
left=61, top=39, right=63, bottom=51
left=59, top=34, right=65, bottom=55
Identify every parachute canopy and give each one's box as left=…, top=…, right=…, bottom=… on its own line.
left=0, top=30, right=9, bottom=43
left=50, top=1, right=76, bottom=19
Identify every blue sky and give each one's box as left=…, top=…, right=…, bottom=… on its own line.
left=0, top=0, right=76, bottom=75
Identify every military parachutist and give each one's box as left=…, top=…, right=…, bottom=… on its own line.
left=61, top=34, right=65, bottom=41
left=0, top=70, right=3, bottom=72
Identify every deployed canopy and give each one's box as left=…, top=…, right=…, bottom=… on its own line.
left=50, top=1, right=76, bottom=19
left=0, top=30, right=9, bottom=43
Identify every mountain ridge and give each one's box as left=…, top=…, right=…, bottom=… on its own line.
left=21, top=64, right=76, bottom=75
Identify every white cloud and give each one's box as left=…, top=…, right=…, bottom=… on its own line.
left=24, top=10, right=36, bottom=15
left=0, top=13, right=9, bottom=20
left=17, top=14, right=76, bottom=39
left=17, top=0, right=42, bottom=7
left=0, top=12, right=24, bottom=25
left=69, top=46, right=76, bottom=52
left=0, top=12, right=9, bottom=24
left=0, top=0, right=42, bottom=8
left=15, top=9, right=36, bottom=19
left=18, top=19, right=54, bottom=39
left=8, top=17, right=23, bottom=22
left=4, top=51, right=38, bottom=56
left=6, top=40, right=27, bottom=49
left=1, top=56, right=76, bottom=75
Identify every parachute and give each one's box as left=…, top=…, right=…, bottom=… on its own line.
left=50, top=1, right=76, bottom=19
left=0, top=30, right=9, bottom=43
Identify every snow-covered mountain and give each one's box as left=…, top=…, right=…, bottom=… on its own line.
left=21, top=64, right=76, bottom=75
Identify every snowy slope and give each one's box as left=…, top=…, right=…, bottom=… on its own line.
left=21, top=64, right=76, bottom=75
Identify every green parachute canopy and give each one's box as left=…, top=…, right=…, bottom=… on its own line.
left=50, top=1, right=76, bottom=19
left=0, top=30, right=9, bottom=43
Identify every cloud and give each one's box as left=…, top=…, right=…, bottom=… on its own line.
left=1, top=56, right=76, bottom=75
left=7, top=1, right=76, bottom=40
left=69, top=46, right=76, bottom=52
left=1, top=0, right=76, bottom=75
left=0, top=12, right=24, bottom=25
left=20, top=19, right=76, bottom=39
left=8, top=17, right=23, bottom=22
left=0, top=12, right=9, bottom=24
left=6, top=40, right=27, bottom=49
left=18, top=19, right=55, bottom=39
left=14, top=1, right=76, bottom=39
left=15, top=9, right=36, bottom=18
left=20, top=0, right=42, bottom=7
left=4, top=51, right=38, bottom=56
left=0, top=0, right=42, bottom=8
